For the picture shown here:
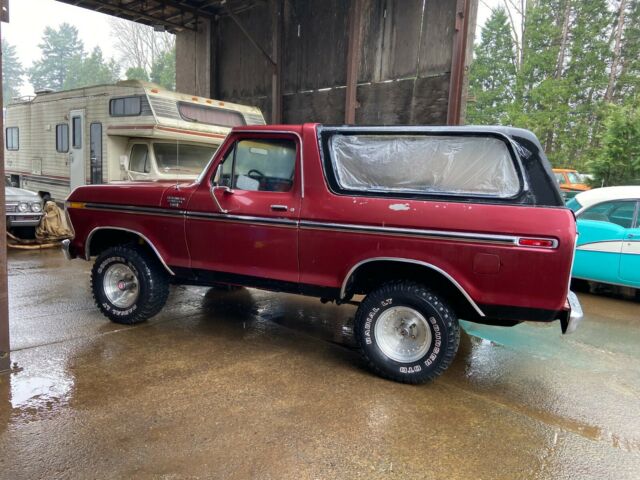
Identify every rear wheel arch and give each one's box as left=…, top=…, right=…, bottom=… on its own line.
left=85, top=227, right=174, bottom=276
left=341, top=257, right=483, bottom=321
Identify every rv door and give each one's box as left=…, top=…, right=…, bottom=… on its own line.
left=69, top=110, right=86, bottom=190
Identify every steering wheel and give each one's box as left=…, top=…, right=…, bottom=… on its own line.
left=247, top=169, right=265, bottom=180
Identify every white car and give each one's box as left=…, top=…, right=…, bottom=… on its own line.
left=5, top=178, right=44, bottom=228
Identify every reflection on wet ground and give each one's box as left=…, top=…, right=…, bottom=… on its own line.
left=1, top=249, right=639, bottom=479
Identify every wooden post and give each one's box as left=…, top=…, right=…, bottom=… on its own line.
left=447, top=0, right=471, bottom=126
left=345, top=0, right=363, bottom=124
left=271, top=0, right=283, bottom=124
left=0, top=1, right=11, bottom=374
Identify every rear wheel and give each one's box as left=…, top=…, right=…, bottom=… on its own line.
left=354, top=281, right=460, bottom=384
left=91, top=245, right=169, bottom=325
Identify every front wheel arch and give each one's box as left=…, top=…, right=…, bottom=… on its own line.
left=85, top=227, right=174, bottom=276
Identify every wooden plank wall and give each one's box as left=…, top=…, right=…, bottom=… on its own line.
left=213, top=0, right=465, bottom=125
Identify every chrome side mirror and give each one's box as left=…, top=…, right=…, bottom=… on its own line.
left=210, top=185, right=233, bottom=214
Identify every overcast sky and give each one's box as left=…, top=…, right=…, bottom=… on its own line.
left=3, top=0, right=502, bottom=96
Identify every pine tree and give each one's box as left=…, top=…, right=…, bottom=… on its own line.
left=64, top=46, right=120, bottom=90
left=28, top=23, right=85, bottom=91
left=467, top=8, right=517, bottom=124
left=150, top=48, right=176, bottom=91
left=2, top=40, right=24, bottom=104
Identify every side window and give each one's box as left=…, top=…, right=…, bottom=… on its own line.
left=554, top=172, right=565, bottom=184
left=580, top=201, right=637, bottom=228
left=6, top=127, right=19, bottom=151
left=110, top=96, right=142, bottom=116
left=56, top=124, right=69, bottom=153
left=214, top=138, right=296, bottom=192
left=72, top=116, right=82, bottom=148
left=129, top=144, right=150, bottom=173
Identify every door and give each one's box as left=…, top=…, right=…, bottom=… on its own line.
left=69, top=110, right=86, bottom=190
left=90, top=122, right=103, bottom=184
left=619, top=201, right=640, bottom=286
left=185, top=134, right=301, bottom=285
left=575, top=200, right=635, bottom=284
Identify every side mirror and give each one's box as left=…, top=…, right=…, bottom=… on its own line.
left=119, top=155, right=129, bottom=169
left=210, top=184, right=234, bottom=214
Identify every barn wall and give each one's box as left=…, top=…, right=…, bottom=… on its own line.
left=176, top=0, right=476, bottom=125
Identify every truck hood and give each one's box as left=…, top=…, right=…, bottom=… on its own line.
left=67, top=181, right=196, bottom=207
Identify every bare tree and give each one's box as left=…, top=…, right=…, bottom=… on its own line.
left=109, top=18, right=175, bottom=73
left=605, top=0, right=627, bottom=101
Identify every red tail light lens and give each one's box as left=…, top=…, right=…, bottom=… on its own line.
left=518, top=237, right=557, bottom=248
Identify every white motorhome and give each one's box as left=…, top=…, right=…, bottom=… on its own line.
left=4, top=80, right=266, bottom=200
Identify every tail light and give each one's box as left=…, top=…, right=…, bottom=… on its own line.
left=517, top=237, right=558, bottom=249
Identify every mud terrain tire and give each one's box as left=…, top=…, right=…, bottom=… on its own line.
left=355, top=281, right=460, bottom=384
left=91, top=245, right=169, bottom=325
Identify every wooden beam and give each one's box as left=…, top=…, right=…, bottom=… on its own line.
left=271, top=0, right=283, bottom=123
left=446, top=0, right=471, bottom=125
left=0, top=11, right=11, bottom=374
left=345, top=0, right=363, bottom=124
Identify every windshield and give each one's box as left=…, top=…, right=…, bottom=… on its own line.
left=153, top=143, right=218, bottom=175
left=566, top=197, right=582, bottom=212
left=566, top=172, right=581, bottom=184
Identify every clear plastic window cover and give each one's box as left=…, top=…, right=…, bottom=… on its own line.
left=329, top=134, right=521, bottom=197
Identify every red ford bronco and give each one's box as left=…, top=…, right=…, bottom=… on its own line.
left=63, top=124, right=582, bottom=383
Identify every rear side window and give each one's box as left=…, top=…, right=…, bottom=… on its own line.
left=328, top=135, right=521, bottom=198
left=580, top=201, right=637, bottom=228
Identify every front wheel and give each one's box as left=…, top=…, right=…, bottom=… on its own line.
left=354, top=281, right=460, bottom=384
left=91, top=245, right=170, bottom=325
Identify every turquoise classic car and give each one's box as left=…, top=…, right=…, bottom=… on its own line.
left=567, top=187, right=640, bottom=289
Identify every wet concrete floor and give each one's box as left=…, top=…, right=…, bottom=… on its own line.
left=1, top=248, right=639, bottom=479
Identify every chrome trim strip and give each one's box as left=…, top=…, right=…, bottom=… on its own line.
left=80, top=202, right=556, bottom=247
left=85, top=226, right=175, bottom=276
left=186, top=211, right=297, bottom=227
left=300, top=220, right=519, bottom=246
left=340, top=257, right=485, bottom=317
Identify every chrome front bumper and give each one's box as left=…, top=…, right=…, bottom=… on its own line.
left=562, top=291, right=583, bottom=334
left=61, top=239, right=73, bottom=261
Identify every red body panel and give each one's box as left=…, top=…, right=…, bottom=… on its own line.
left=67, top=123, right=576, bottom=321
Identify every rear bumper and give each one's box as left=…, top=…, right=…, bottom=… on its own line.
left=561, top=291, right=583, bottom=334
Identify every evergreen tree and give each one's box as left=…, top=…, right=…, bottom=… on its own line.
left=125, top=67, right=149, bottom=82
left=63, top=46, right=120, bottom=89
left=589, top=104, right=640, bottom=185
left=467, top=8, right=517, bottom=124
left=2, top=40, right=24, bottom=104
left=149, top=48, right=175, bottom=91
left=28, top=23, right=85, bottom=91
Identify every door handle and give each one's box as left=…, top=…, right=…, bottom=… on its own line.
left=270, top=204, right=288, bottom=212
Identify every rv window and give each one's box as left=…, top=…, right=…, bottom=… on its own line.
left=178, top=103, right=246, bottom=128
left=56, top=124, right=69, bottom=153
left=129, top=144, right=150, bottom=174
left=110, top=96, right=142, bottom=116
left=72, top=117, right=82, bottom=148
left=6, top=127, right=19, bottom=151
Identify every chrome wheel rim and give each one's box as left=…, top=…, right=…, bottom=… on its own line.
left=374, top=306, right=432, bottom=363
left=103, top=263, right=139, bottom=309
